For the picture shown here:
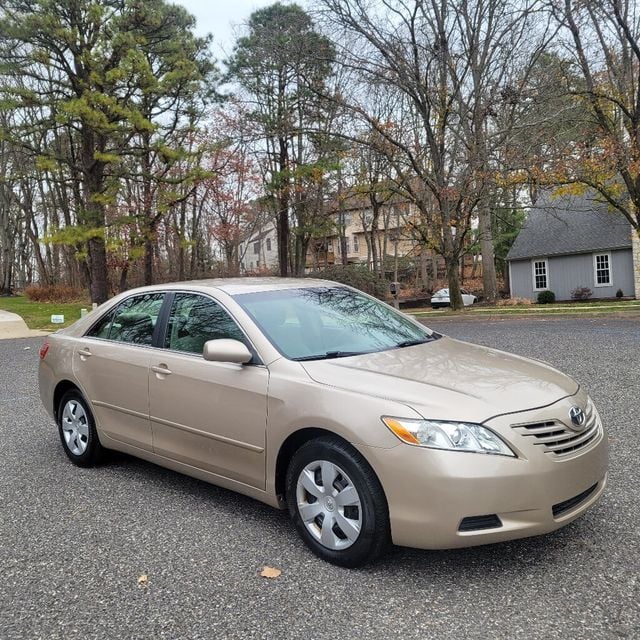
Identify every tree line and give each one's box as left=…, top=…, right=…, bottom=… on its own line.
left=0, top=0, right=638, bottom=308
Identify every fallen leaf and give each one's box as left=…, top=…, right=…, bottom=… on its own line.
left=137, top=574, right=149, bottom=586
left=259, top=566, right=282, bottom=579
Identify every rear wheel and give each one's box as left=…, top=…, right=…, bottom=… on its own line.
left=286, top=436, right=389, bottom=567
left=57, top=390, right=104, bottom=467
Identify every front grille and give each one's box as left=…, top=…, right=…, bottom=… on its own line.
left=458, top=514, right=502, bottom=532
left=511, top=399, right=601, bottom=457
left=552, top=483, right=598, bottom=518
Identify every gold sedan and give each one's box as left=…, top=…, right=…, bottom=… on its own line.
left=39, top=279, right=608, bottom=566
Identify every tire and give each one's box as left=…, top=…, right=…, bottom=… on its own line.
left=286, top=436, right=389, bottom=567
left=57, top=389, right=104, bottom=467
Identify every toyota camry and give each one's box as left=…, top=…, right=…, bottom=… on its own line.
left=39, top=279, right=607, bottom=566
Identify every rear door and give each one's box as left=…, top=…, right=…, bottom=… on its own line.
left=148, top=292, right=268, bottom=489
left=74, top=292, right=165, bottom=451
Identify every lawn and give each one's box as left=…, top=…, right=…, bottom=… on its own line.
left=0, top=295, right=92, bottom=330
left=408, top=299, right=640, bottom=317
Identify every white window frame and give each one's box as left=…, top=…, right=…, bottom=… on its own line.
left=531, top=258, right=549, bottom=291
left=593, top=252, right=612, bottom=287
left=353, top=234, right=359, bottom=253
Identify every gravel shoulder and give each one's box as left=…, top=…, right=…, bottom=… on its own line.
left=1, top=318, right=639, bottom=640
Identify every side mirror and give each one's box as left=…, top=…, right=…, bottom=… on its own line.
left=203, top=339, right=252, bottom=364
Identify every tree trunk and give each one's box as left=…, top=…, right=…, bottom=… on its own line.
left=420, top=248, right=431, bottom=291
left=277, top=136, right=290, bottom=277
left=442, top=206, right=463, bottom=309
left=81, top=127, right=108, bottom=303
left=119, top=263, right=129, bottom=292
left=88, top=237, right=109, bottom=303
left=478, top=200, right=497, bottom=303
left=445, top=255, right=463, bottom=311
left=369, top=202, right=381, bottom=274
left=144, top=233, right=155, bottom=286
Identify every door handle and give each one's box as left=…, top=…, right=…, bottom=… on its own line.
left=78, top=348, right=92, bottom=359
left=151, top=364, right=172, bottom=376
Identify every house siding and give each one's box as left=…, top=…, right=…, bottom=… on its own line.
left=239, top=224, right=279, bottom=272
left=509, top=249, right=635, bottom=301
left=633, top=230, right=640, bottom=299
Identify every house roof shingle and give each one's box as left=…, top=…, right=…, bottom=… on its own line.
left=506, top=192, right=633, bottom=261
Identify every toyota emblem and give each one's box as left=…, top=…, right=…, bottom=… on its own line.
left=569, top=406, right=586, bottom=429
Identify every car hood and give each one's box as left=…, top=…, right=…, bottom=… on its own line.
left=300, top=337, right=578, bottom=423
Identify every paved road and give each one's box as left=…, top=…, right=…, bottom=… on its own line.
left=1, top=317, right=639, bottom=639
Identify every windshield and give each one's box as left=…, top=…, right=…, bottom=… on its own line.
left=235, top=286, right=437, bottom=361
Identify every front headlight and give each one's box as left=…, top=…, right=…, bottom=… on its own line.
left=381, top=416, right=515, bottom=456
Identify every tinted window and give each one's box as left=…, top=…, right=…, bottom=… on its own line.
left=107, top=293, right=165, bottom=345
left=165, top=293, right=245, bottom=354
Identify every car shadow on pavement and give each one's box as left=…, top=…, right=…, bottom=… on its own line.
left=103, top=449, right=293, bottom=525
left=375, top=517, right=604, bottom=578
left=101, top=449, right=606, bottom=578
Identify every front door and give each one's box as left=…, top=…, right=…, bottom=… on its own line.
left=148, top=292, right=268, bottom=489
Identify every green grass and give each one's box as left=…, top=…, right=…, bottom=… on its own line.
left=408, top=299, right=640, bottom=317
left=0, top=295, right=92, bottom=330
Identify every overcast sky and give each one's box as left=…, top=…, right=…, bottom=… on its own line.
left=176, top=0, right=279, bottom=60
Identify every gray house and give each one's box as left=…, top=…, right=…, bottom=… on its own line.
left=507, top=193, right=639, bottom=301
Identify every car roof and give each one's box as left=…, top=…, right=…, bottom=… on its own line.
left=129, top=277, right=340, bottom=296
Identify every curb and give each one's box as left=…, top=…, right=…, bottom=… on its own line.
left=0, top=310, right=50, bottom=340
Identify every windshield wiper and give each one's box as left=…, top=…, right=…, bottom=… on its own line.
left=294, top=350, right=365, bottom=361
left=395, top=337, right=433, bottom=348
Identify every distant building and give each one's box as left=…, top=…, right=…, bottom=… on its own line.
left=306, top=195, right=421, bottom=272
left=236, top=192, right=469, bottom=288
left=238, top=221, right=278, bottom=273
left=507, top=192, right=639, bottom=300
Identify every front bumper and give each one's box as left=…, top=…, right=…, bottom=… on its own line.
left=358, top=400, right=608, bottom=550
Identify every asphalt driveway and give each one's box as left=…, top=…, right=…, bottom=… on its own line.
left=1, top=316, right=638, bottom=639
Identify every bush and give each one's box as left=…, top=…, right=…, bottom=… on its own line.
left=616, top=288, right=624, bottom=298
left=308, top=265, right=390, bottom=299
left=24, top=284, right=84, bottom=303
left=537, top=290, right=556, bottom=304
left=496, top=297, right=533, bottom=306
left=571, top=286, right=592, bottom=301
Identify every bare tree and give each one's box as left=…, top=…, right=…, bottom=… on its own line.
left=315, top=0, right=550, bottom=307
left=548, top=0, right=640, bottom=237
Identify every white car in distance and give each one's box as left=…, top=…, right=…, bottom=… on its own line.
left=431, top=288, right=477, bottom=309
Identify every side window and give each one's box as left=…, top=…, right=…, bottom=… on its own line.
left=165, top=293, right=246, bottom=355
left=87, top=309, right=115, bottom=339
left=108, top=293, right=165, bottom=345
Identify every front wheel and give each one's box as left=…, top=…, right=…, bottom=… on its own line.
left=57, top=390, right=104, bottom=467
left=286, top=436, right=389, bottom=567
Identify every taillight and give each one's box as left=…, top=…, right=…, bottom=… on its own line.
left=39, top=342, right=50, bottom=360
